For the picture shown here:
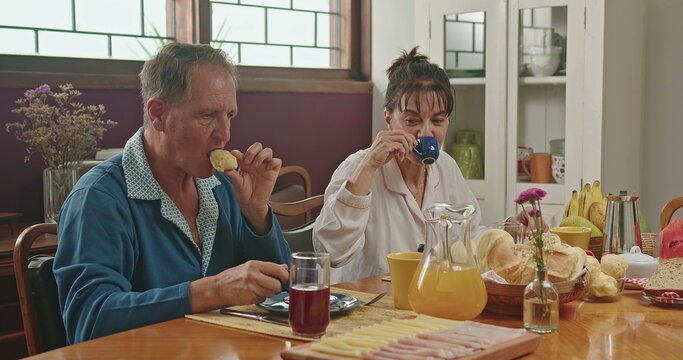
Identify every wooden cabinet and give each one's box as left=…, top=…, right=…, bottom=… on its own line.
left=416, top=0, right=643, bottom=226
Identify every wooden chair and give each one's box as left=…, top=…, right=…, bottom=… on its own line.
left=274, top=166, right=314, bottom=223
left=270, top=195, right=324, bottom=252
left=660, top=197, right=683, bottom=230
left=13, top=223, right=66, bottom=355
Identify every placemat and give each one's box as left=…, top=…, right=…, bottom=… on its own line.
left=186, top=287, right=415, bottom=341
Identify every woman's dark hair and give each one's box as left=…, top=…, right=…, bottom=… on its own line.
left=384, top=47, right=454, bottom=116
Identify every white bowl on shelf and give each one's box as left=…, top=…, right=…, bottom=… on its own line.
left=529, top=46, right=562, bottom=77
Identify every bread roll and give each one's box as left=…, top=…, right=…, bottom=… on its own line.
left=210, top=149, right=238, bottom=171
left=585, top=255, right=601, bottom=282
left=590, top=271, right=618, bottom=297
left=569, top=247, right=587, bottom=280
left=475, top=229, right=511, bottom=272
left=543, top=245, right=576, bottom=282
left=600, top=254, right=628, bottom=279
left=485, top=233, right=518, bottom=277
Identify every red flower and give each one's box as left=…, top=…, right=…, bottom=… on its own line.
left=514, top=188, right=547, bottom=204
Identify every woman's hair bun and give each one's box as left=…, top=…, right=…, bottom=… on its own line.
left=386, top=46, right=429, bottom=79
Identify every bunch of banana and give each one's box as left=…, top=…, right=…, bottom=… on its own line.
left=562, top=180, right=608, bottom=232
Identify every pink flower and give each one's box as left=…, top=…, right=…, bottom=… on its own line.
left=528, top=209, right=540, bottom=216
left=514, top=188, right=547, bottom=204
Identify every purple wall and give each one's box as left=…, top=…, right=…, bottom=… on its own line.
left=0, top=87, right=371, bottom=221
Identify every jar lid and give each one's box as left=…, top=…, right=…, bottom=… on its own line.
left=618, top=246, right=658, bottom=264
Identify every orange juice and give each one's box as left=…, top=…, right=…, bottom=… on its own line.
left=408, top=265, right=487, bottom=320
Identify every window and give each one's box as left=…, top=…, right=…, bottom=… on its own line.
left=0, top=0, right=171, bottom=60
left=211, top=0, right=342, bottom=68
left=0, top=0, right=370, bottom=92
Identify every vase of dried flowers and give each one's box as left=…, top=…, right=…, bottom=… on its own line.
left=6, top=84, right=117, bottom=223
left=515, top=188, right=559, bottom=334
left=42, top=167, right=80, bottom=223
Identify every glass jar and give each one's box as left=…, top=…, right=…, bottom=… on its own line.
left=408, top=203, right=487, bottom=320
left=523, top=266, right=559, bottom=333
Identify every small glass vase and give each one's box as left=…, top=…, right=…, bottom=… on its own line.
left=43, top=167, right=80, bottom=223
left=523, top=266, right=559, bottom=334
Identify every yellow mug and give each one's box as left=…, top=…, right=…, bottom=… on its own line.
left=386, top=252, right=422, bottom=310
left=550, top=226, right=592, bottom=249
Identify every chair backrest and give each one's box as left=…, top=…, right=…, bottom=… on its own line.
left=13, top=223, right=66, bottom=355
left=660, top=197, right=683, bottom=230
left=282, top=220, right=317, bottom=253
left=273, top=166, right=313, bottom=224
left=270, top=195, right=324, bottom=252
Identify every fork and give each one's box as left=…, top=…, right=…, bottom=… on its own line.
left=363, top=292, right=387, bottom=306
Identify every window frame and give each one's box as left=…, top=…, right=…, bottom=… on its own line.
left=0, top=0, right=371, bottom=94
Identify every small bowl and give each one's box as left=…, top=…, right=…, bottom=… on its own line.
left=550, top=226, right=592, bottom=249
left=584, top=277, right=625, bottom=302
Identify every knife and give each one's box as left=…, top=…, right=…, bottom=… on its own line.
left=220, top=309, right=290, bottom=326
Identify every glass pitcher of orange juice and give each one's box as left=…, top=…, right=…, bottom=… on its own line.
left=408, top=203, right=487, bottom=320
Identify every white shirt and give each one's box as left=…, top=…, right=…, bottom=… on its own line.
left=313, top=149, right=485, bottom=284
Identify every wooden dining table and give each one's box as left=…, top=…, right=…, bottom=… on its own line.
left=26, top=275, right=683, bottom=359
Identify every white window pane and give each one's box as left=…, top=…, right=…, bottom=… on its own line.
left=474, top=23, right=484, bottom=52
left=212, top=4, right=265, bottom=43
left=0, top=28, right=35, bottom=54
left=521, top=9, right=532, bottom=27
left=39, top=31, right=108, bottom=58
left=268, top=9, right=314, bottom=46
left=458, top=12, right=484, bottom=23
left=111, top=36, right=165, bottom=60
left=293, top=47, right=331, bottom=68
left=445, top=14, right=457, bottom=21
left=293, top=0, right=329, bottom=12
left=241, top=0, right=286, bottom=8
left=445, top=22, right=472, bottom=51
left=0, top=0, right=72, bottom=30
left=240, top=44, right=289, bottom=67
left=75, top=0, right=141, bottom=35
left=316, top=13, right=330, bottom=47
left=532, top=7, right=552, bottom=28
left=445, top=52, right=456, bottom=70
left=215, top=42, right=239, bottom=64
left=458, top=53, right=483, bottom=69
left=144, top=0, right=169, bottom=38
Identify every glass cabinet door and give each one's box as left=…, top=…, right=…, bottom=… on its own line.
left=507, top=0, right=582, bottom=224
left=516, top=5, right=567, bottom=184
left=430, top=0, right=506, bottom=224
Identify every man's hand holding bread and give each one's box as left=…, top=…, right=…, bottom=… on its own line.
left=210, top=145, right=282, bottom=235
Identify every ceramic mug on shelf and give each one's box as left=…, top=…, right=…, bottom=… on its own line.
left=552, top=155, right=565, bottom=184
left=517, top=146, right=533, bottom=175
left=522, top=153, right=552, bottom=183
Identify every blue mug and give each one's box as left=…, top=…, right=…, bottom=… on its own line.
left=412, top=136, right=439, bottom=165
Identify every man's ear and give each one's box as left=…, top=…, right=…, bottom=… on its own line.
left=384, top=109, right=392, bottom=128
left=146, top=98, right=166, bottom=130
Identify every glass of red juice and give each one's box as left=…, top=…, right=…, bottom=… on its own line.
left=288, top=252, right=330, bottom=338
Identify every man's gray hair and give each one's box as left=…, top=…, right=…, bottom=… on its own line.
left=139, top=43, right=237, bottom=126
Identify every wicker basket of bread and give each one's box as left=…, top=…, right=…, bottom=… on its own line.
left=474, top=230, right=591, bottom=315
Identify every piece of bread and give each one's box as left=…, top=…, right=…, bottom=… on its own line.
left=485, top=233, right=519, bottom=277
left=210, top=149, right=238, bottom=171
left=543, top=245, right=576, bottom=282
left=589, top=271, right=618, bottom=298
left=569, top=247, right=588, bottom=280
left=475, top=229, right=511, bottom=272
left=585, top=255, right=601, bottom=282
left=644, top=257, right=683, bottom=296
left=600, top=254, right=628, bottom=279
